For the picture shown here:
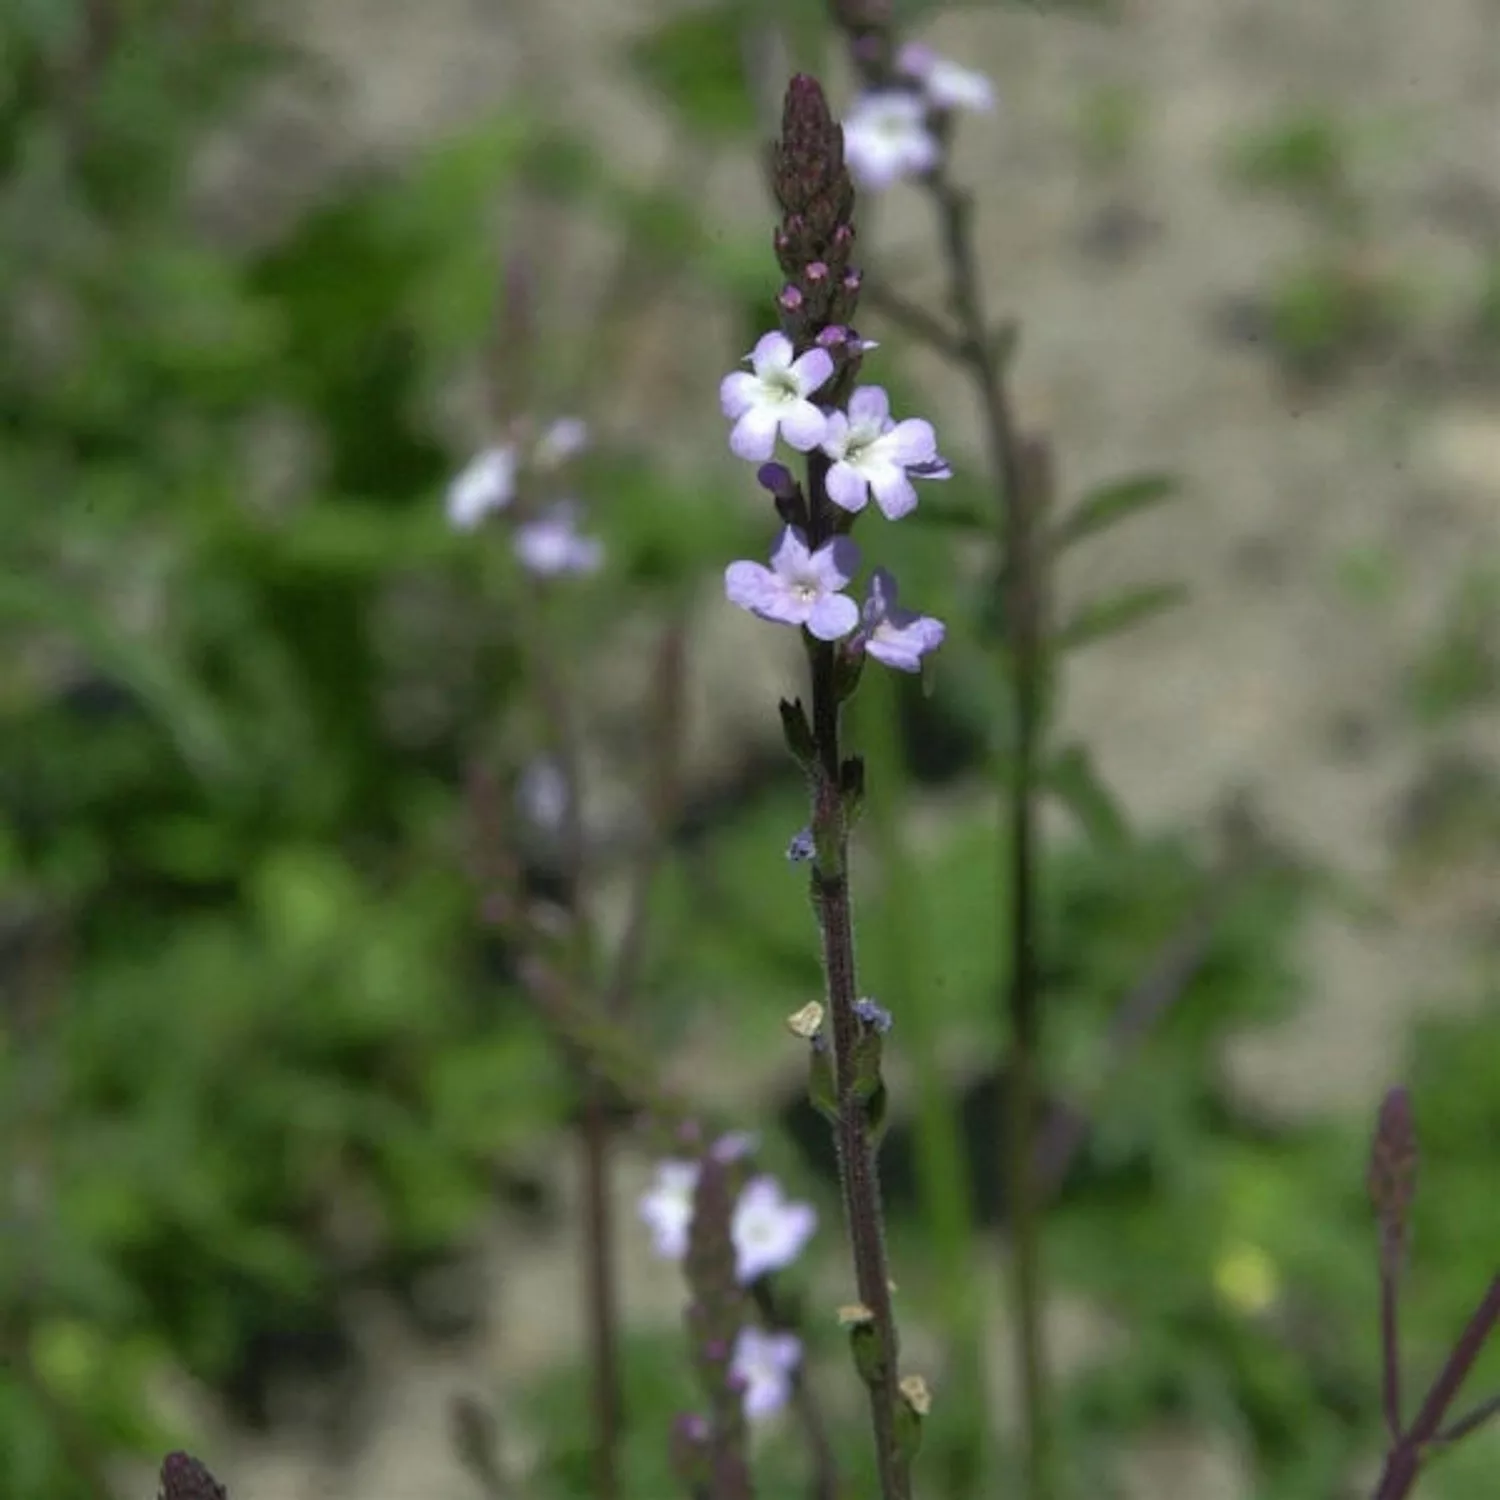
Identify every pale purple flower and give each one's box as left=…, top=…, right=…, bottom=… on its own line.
left=821, top=386, right=951, bottom=520
left=730, top=1327, right=803, bottom=1421
left=854, top=997, right=893, bottom=1034
left=842, top=92, right=939, bottom=191
left=639, top=1160, right=699, bottom=1260
left=731, top=1176, right=817, bottom=1283
left=516, top=756, right=569, bottom=833
left=534, top=416, right=589, bottom=469
left=446, top=445, right=517, bottom=531
left=856, top=568, right=946, bottom=672
left=720, top=332, right=833, bottom=461
left=725, top=527, right=860, bottom=641
left=711, top=1131, right=759, bottom=1164
left=898, top=42, right=997, bottom=114
left=513, top=501, right=603, bottom=577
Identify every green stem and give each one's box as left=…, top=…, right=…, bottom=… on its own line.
left=926, top=168, right=1055, bottom=1500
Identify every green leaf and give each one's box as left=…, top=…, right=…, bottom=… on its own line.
left=0, top=575, right=236, bottom=783
left=628, top=2, right=758, bottom=141
left=1056, top=582, right=1188, bottom=653
left=1052, top=473, right=1179, bottom=551
left=1043, top=743, right=1130, bottom=848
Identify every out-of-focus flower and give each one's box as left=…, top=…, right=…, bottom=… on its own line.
left=897, top=42, right=997, bottom=114
left=730, top=1326, right=803, bottom=1420
left=842, top=92, right=938, bottom=191
left=446, top=445, right=517, bottom=530
left=640, top=1160, right=700, bottom=1261
left=821, top=385, right=951, bottom=521
left=854, top=567, right=945, bottom=672
left=513, top=501, right=603, bottom=577
left=516, top=757, right=570, bottom=834
left=731, top=1176, right=817, bottom=1283
left=725, top=527, right=860, bottom=641
left=720, top=332, right=834, bottom=461
left=534, top=416, right=589, bottom=469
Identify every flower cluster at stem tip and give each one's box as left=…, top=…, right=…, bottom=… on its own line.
left=720, top=69, right=958, bottom=676
left=639, top=1144, right=817, bottom=1422
left=445, top=415, right=602, bottom=577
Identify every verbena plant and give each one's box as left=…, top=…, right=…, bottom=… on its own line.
left=1, top=2, right=1496, bottom=1499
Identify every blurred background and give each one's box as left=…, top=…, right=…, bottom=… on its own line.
left=3, top=0, right=1500, bottom=1497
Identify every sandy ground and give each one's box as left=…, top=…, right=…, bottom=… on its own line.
left=166, top=0, right=1500, bottom=1495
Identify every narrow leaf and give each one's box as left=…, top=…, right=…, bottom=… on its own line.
left=0, top=576, right=235, bottom=783
left=1043, top=743, right=1129, bottom=847
left=1056, top=582, right=1188, bottom=653
left=1052, top=473, right=1179, bottom=551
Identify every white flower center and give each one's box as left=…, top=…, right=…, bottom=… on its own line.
left=844, top=420, right=884, bottom=464
left=767, top=370, right=800, bottom=401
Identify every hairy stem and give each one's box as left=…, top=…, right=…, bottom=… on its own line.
left=1381, top=1262, right=1402, bottom=1445
left=806, top=450, right=910, bottom=1500
left=925, top=166, right=1054, bottom=1499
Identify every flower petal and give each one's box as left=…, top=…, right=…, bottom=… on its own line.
left=768, top=526, right=813, bottom=577
left=816, top=535, right=861, bottom=590
left=779, top=399, right=830, bottom=453
left=790, top=347, right=834, bottom=396
left=807, top=592, right=858, bottom=641
left=725, top=560, right=783, bottom=615
left=825, top=461, right=870, bottom=513
left=883, top=417, right=939, bottom=466
left=847, top=385, right=893, bottom=429
left=720, top=370, right=761, bottom=419
left=730, top=407, right=780, bottom=461
left=870, top=468, right=919, bottom=520
left=751, top=330, right=794, bottom=371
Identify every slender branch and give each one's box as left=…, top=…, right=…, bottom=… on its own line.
left=805, top=448, right=910, bottom=1500
left=1434, top=1389, right=1500, bottom=1447
left=1381, top=1265, right=1402, bottom=1445
left=861, top=275, right=969, bottom=361
left=924, top=161, right=1054, bottom=1499
left=1373, top=1275, right=1500, bottom=1500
